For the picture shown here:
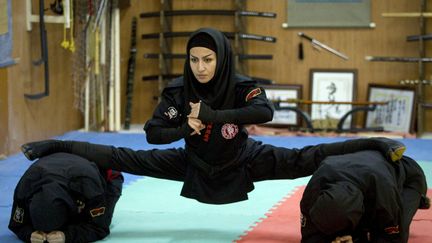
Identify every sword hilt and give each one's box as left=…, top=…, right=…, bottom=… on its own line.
left=298, top=32, right=313, bottom=42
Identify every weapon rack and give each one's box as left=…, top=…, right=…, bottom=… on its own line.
left=141, top=0, right=276, bottom=97
left=417, top=0, right=428, bottom=136
left=159, top=0, right=173, bottom=97
left=378, top=0, right=430, bottom=136
left=234, top=0, right=248, bottom=75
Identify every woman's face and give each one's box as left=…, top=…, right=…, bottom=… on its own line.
left=189, top=47, right=217, bottom=83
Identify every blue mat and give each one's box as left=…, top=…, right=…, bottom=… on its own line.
left=1, top=131, right=431, bottom=242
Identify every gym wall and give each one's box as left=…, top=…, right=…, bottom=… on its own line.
left=122, top=0, right=431, bottom=131
left=4, top=0, right=82, bottom=155
left=1, top=0, right=431, bottom=155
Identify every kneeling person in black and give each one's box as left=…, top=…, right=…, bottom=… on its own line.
left=300, top=151, right=430, bottom=243
left=8, top=152, right=123, bottom=243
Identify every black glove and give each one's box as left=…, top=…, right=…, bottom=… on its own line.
left=21, top=140, right=112, bottom=166
left=21, top=140, right=62, bottom=161
left=320, top=137, right=406, bottom=163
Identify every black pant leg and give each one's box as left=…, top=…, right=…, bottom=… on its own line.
left=104, top=175, right=123, bottom=226
left=59, top=141, right=187, bottom=181
left=111, top=147, right=187, bottom=181
left=246, top=140, right=320, bottom=181
left=400, top=188, right=422, bottom=243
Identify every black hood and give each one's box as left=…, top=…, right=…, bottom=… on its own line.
left=29, top=182, right=76, bottom=231
left=309, top=181, right=364, bottom=234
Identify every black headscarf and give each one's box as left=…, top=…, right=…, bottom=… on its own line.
left=29, top=182, right=76, bottom=231
left=183, top=28, right=236, bottom=111
left=309, top=182, right=364, bottom=234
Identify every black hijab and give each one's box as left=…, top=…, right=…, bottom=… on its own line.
left=29, top=182, right=76, bottom=231
left=184, top=28, right=236, bottom=111
left=309, top=182, right=364, bottom=234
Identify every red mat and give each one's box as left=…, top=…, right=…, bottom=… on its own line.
left=236, top=187, right=432, bottom=243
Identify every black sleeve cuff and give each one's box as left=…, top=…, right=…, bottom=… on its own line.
left=179, top=121, right=192, bottom=138
left=198, top=102, right=216, bottom=122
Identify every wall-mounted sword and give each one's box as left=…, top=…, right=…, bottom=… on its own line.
left=298, top=32, right=349, bottom=60
left=25, top=0, right=50, bottom=100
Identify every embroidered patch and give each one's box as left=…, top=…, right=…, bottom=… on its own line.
left=245, top=88, right=262, bottom=102
left=90, top=207, right=106, bottom=217
left=221, top=123, right=238, bottom=139
left=164, top=106, right=178, bottom=119
left=76, top=200, right=85, bottom=213
left=300, top=213, right=306, bottom=227
left=384, top=225, right=400, bottom=234
left=203, top=123, right=213, bottom=142
left=13, top=207, right=24, bottom=223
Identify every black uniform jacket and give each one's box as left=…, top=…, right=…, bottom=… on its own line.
left=8, top=153, right=123, bottom=243
left=300, top=150, right=427, bottom=243
left=144, top=75, right=274, bottom=204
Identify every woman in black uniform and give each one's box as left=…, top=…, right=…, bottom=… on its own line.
left=9, top=153, right=123, bottom=243
left=300, top=151, right=429, bottom=243
left=22, top=28, right=405, bottom=205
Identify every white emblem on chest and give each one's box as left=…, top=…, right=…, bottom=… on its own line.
left=221, top=123, right=238, bottom=139
left=164, top=106, right=178, bottom=119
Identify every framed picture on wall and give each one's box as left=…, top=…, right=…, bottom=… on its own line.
left=365, top=84, right=416, bottom=133
left=285, top=0, right=372, bottom=28
left=310, top=69, right=357, bottom=129
left=262, top=84, right=302, bottom=126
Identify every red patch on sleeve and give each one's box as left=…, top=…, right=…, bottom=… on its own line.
left=384, top=225, right=399, bottom=234
left=106, top=169, right=121, bottom=182
left=245, top=88, right=262, bottom=102
left=90, top=207, right=106, bottom=217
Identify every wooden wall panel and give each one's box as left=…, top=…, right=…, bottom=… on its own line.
left=5, top=0, right=82, bottom=155
left=424, top=34, right=432, bottom=132
left=0, top=68, right=8, bottom=155
left=120, top=0, right=162, bottom=124
left=124, top=0, right=432, bottom=133
left=246, top=0, right=422, bottom=127
left=5, top=0, right=430, bottom=156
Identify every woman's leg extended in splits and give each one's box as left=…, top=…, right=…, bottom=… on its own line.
left=247, top=142, right=322, bottom=181
left=246, top=137, right=406, bottom=181
left=22, top=140, right=187, bottom=181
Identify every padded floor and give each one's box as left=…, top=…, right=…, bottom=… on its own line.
left=0, top=131, right=431, bottom=242
left=237, top=187, right=432, bottom=243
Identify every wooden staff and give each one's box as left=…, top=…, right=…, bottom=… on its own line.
left=423, top=103, right=432, bottom=108
left=124, top=17, right=138, bottom=130
left=144, top=53, right=273, bottom=60
left=366, top=56, right=432, bottom=62
left=382, top=12, right=432, bottom=18
left=141, top=32, right=276, bottom=43
left=272, top=99, right=388, bottom=106
left=400, top=79, right=432, bottom=85
left=140, top=10, right=276, bottom=18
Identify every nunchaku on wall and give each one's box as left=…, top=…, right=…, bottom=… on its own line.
left=26, top=0, right=122, bottom=132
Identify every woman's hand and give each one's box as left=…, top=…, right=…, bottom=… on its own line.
left=46, top=231, right=65, bottom=243
left=331, top=235, right=353, bottom=243
left=188, top=117, right=205, bottom=136
left=188, top=101, right=201, bottom=119
left=30, top=231, right=47, bottom=243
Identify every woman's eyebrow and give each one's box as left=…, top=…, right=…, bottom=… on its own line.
left=190, top=53, right=213, bottom=59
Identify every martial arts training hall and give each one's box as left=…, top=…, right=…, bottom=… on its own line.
left=1, top=1, right=432, bottom=243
